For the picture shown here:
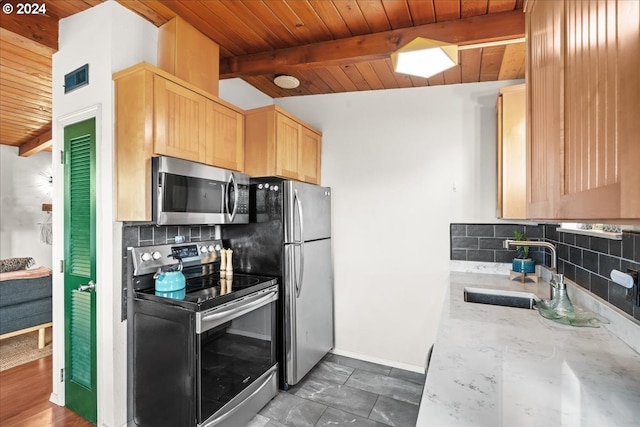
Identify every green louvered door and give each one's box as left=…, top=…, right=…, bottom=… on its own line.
left=64, top=118, right=97, bottom=423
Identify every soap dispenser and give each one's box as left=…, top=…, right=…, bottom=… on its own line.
left=549, top=274, right=575, bottom=319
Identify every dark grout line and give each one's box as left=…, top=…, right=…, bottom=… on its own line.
left=312, top=405, right=329, bottom=427
left=367, top=394, right=381, bottom=419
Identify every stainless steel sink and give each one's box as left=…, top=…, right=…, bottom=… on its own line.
left=463, top=287, right=539, bottom=310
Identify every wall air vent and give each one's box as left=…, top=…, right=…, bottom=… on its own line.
left=64, top=64, right=89, bottom=94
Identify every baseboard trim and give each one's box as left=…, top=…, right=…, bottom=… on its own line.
left=330, top=348, right=425, bottom=374
left=49, top=391, right=63, bottom=406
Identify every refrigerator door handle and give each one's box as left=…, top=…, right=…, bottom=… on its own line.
left=293, top=190, right=305, bottom=297
left=297, top=243, right=305, bottom=298
left=285, top=243, right=297, bottom=385
left=289, top=243, right=298, bottom=299
left=293, top=189, right=305, bottom=244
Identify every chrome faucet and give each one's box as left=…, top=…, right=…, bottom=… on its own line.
left=503, top=239, right=559, bottom=299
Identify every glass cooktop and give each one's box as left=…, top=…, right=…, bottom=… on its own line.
left=135, top=272, right=277, bottom=312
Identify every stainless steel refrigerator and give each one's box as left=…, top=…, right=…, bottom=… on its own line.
left=224, top=178, right=334, bottom=389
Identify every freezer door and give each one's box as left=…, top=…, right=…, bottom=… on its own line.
left=284, top=181, right=331, bottom=244
left=284, top=238, right=334, bottom=386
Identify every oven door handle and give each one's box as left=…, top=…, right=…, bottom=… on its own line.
left=200, top=365, right=277, bottom=427
left=198, top=288, right=278, bottom=333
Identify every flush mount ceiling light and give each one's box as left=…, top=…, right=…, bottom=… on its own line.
left=391, top=37, right=458, bottom=79
left=274, top=74, right=300, bottom=89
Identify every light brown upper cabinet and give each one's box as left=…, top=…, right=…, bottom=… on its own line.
left=205, top=100, right=244, bottom=172
left=299, top=127, right=322, bottom=184
left=158, top=15, right=219, bottom=96
left=525, top=0, right=563, bottom=220
left=497, top=84, right=526, bottom=219
left=154, top=75, right=207, bottom=163
left=113, top=62, right=245, bottom=221
left=245, top=105, right=322, bottom=184
left=525, top=0, right=640, bottom=221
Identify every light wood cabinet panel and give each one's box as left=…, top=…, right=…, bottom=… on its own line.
left=205, top=100, right=244, bottom=171
left=158, top=15, right=219, bottom=96
left=525, top=0, right=639, bottom=221
left=154, top=76, right=207, bottom=163
left=245, top=105, right=322, bottom=184
left=299, top=127, right=321, bottom=185
left=275, top=113, right=302, bottom=180
left=525, top=0, right=563, bottom=219
left=559, top=0, right=640, bottom=220
left=114, top=68, right=154, bottom=221
left=497, top=84, right=526, bottom=219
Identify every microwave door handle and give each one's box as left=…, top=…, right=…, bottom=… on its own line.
left=293, top=190, right=305, bottom=297
left=225, top=173, right=239, bottom=222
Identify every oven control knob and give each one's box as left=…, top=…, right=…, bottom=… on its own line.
left=152, top=251, right=162, bottom=260
left=214, top=244, right=222, bottom=252
left=140, top=252, right=152, bottom=262
left=208, top=245, right=215, bottom=252
left=200, top=246, right=208, bottom=254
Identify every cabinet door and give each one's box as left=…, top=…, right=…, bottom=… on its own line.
left=560, top=0, right=640, bottom=219
left=275, top=113, right=301, bottom=180
left=158, top=16, right=219, bottom=96
left=154, top=76, right=206, bottom=163
left=114, top=68, right=154, bottom=221
left=526, top=0, right=563, bottom=219
left=299, top=127, right=321, bottom=185
left=205, top=101, right=244, bottom=171
left=497, top=85, right=526, bottom=219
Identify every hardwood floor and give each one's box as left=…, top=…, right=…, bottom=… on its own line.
left=0, top=355, right=94, bottom=427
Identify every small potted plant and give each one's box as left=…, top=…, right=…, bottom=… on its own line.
left=512, top=230, right=535, bottom=273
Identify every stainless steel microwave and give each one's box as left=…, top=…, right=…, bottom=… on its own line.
left=152, top=156, right=250, bottom=225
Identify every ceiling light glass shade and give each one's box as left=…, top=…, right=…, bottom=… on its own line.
left=391, top=37, right=458, bottom=79
left=274, top=75, right=300, bottom=89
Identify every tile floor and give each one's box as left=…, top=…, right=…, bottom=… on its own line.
left=248, top=354, right=426, bottom=427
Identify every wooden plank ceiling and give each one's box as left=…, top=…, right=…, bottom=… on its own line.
left=0, top=0, right=100, bottom=153
left=0, top=0, right=525, bottom=154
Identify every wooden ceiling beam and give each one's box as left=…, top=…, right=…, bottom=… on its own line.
left=220, top=9, right=524, bottom=78
left=0, top=1, right=58, bottom=52
left=19, top=126, right=52, bottom=157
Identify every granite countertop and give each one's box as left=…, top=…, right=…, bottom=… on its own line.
left=416, top=271, right=640, bottom=426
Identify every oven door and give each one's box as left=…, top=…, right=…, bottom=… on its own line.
left=196, top=286, right=278, bottom=426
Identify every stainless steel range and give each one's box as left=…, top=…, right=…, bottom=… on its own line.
left=126, top=239, right=278, bottom=427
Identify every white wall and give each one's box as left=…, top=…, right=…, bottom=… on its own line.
left=276, top=80, right=522, bottom=370
left=219, top=77, right=273, bottom=110
left=52, top=3, right=156, bottom=426
left=0, top=146, right=53, bottom=268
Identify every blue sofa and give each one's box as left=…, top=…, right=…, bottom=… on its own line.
left=0, top=273, right=52, bottom=348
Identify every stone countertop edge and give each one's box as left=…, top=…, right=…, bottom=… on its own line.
left=449, top=260, right=640, bottom=353
left=415, top=261, right=640, bottom=427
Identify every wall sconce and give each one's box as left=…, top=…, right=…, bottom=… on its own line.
left=391, top=37, right=458, bottom=79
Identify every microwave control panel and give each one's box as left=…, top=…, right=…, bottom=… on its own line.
left=235, top=185, right=249, bottom=214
